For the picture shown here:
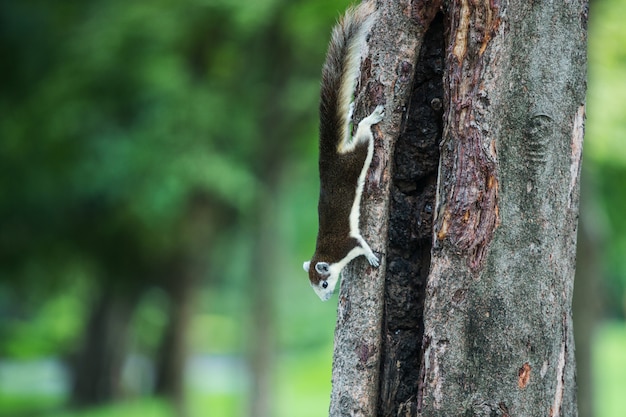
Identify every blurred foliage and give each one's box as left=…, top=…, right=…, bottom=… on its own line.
left=593, top=322, right=626, bottom=417
left=0, top=0, right=349, bottom=415
left=586, top=0, right=626, bottom=165
left=0, top=0, right=624, bottom=416
left=586, top=0, right=626, bottom=318
left=0, top=0, right=348, bottom=355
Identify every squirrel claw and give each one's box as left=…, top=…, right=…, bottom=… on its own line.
left=366, top=252, right=380, bottom=268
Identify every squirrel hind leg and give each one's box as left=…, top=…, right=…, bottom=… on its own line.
left=338, top=105, right=384, bottom=154
left=353, top=105, right=384, bottom=144
left=360, top=105, right=384, bottom=126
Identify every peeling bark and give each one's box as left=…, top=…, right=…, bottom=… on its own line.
left=328, top=0, right=587, bottom=415
left=435, top=0, right=501, bottom=271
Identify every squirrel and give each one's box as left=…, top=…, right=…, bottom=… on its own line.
left=303, top=1, right=383, bottom=302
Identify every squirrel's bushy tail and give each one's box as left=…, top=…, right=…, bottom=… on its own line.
left=319, top=1, right=376, bottom=152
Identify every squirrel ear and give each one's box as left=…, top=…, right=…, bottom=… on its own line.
left=315, top=262, right=330, bottom=275
left=303, top=261, right=310, bottom=273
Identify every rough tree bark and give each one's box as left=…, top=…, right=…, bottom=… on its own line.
left=329, top=0, right=587, bottom=416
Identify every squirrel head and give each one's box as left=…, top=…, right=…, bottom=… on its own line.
left=302, top=259, right=339, bottom=301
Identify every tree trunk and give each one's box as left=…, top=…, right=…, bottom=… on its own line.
left=71, top=285, right=139, bottom=406
left=572, top=169, right=605, bottom=417
left=329, top=0, right=588, bottom=416
left=155, top=260, right=194, bottom=417
left=249, top=194, right=277, bottom=417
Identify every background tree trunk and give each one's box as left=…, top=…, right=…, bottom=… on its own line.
left=71, top=285, right=140, bottom=406
left=155, top=259, right=194, bottom=417
left=248, top=194, right=277, bottom=417
left=329, top=0, right=588, bottom=416
left=572, top=169, right=605, bottom=417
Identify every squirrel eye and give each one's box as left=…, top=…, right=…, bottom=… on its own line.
left=321, top=281, right=328, bottom=289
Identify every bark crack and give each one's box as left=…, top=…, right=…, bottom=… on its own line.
left=377, top=12, right=444, bottom=417
left=550, top=315, right=568, bottom=417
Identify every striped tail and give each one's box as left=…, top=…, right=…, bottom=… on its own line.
left=319, top=2, right=377, bottom=153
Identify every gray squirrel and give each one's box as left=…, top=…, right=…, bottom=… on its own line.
left=303, top=2, right=384, bottom=301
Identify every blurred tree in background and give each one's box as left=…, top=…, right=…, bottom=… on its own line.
left=0, top=0, right=254, bottom=412
left=0, top=0, right=625, bottom=416
left=0, top=0, right=355, bottom=416
left=585, top=0, right=626, bottom=318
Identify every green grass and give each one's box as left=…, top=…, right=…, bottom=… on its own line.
left=47, top=398, right=173, bottom=417
left=188, top=391, right=244, bottom=417
left=593, top=321, right=626, bottom=417
left=0, top=393, right=64, bottom=417
left=275, top=346, right=333, bottom=417
left=0, top=397, right=174, bottom=417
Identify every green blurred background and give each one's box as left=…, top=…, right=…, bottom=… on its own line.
left=0, top=0, right=624, bottom=416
